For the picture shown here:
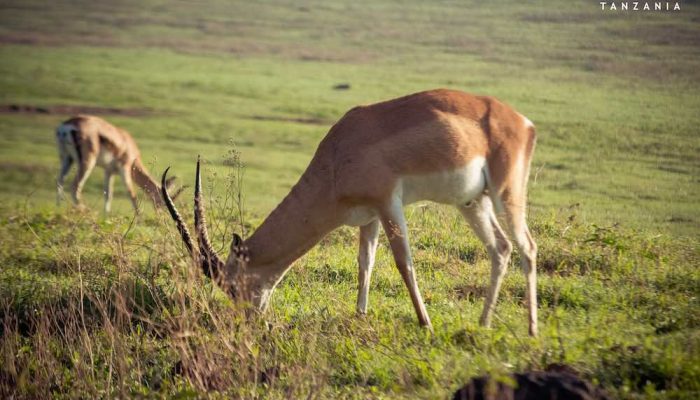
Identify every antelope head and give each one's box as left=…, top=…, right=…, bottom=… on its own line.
left=161, top=157, right=250, bottom=301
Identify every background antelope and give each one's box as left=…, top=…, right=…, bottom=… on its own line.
left=56, top=115, right=180, bottom=213
left=164, top=89, right=538, bottom=336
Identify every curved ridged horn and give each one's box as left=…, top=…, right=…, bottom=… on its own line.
left=162, top=167, right=194, bottom=255
left=194, top=156, right=225, bottom=279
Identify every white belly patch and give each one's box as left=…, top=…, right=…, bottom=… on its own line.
left=344, top=206, right=378, bottom=227
left=342, top=157, right=487, bottom=227
left=97, top=147, right=116, bottom=168
left=399, top=156, right=486, bottom=206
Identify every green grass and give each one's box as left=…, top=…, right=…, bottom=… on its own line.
left=0, top=0, right=699, bottom=398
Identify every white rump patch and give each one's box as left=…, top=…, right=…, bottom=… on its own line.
left=56, top=123, right=77, bottom=142
left=56, top=123, right=80, bottom=162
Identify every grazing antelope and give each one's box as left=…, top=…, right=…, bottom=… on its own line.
left=163, top=89, right=539, bottom=336
left=56, top=115, right=180, bottom=213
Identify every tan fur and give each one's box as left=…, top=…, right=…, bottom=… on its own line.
left=55, top=115, right=165, bottom=212
left=165, top=89, right=539, bottom=336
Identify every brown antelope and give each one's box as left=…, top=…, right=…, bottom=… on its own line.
left=162, top=89, right=539, bottom=336
left=56, top=115, right=180, bottom=212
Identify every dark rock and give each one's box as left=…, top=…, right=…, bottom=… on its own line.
left=452, top=369, right=611, bottom=400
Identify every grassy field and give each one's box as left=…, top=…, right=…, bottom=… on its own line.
left=1, top=0, right=699, bottom=398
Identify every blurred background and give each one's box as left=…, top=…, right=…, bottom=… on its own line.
left=0, top=0, right=697, bottom=233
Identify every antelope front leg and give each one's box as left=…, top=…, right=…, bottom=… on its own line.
left=380, top=198, right=432, bottom=331
left=357, top=219, right=380, bottom=314
left=119, top=164, right=140, bottom=213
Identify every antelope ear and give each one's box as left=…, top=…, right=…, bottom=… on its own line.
left=231, top=233, right=243, bottom=250
left=230, top=233, right=250, bottom=263
left=165, top=175, right=177, bottom=188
